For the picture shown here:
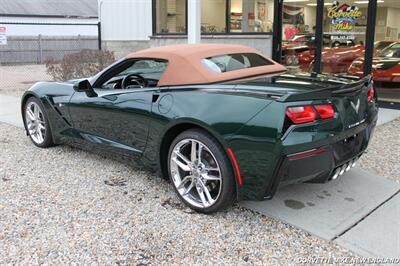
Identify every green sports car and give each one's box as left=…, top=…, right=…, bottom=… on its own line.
left=21, top=44, right=378, bottom=213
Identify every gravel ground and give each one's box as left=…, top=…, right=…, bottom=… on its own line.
left=0, top=65, right=52, bottom=98
left=358, top=118, right=400, bottom=182
left=0, top=122, right=357, bottom=265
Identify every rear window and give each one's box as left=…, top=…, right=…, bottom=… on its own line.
left=202, top=53, right=273, bottom=73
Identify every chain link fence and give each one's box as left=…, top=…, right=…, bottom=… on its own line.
left=0, top=33, right=103, bottom=98
left=0, top=35, right=99, bottom=64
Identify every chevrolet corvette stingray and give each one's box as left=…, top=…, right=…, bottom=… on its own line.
left=21, top=44, right=378, bottom=213
left=348, top=42, right=400, bottom=85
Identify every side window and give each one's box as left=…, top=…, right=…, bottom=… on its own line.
left=99, top=59, right=168, bottom=90
left=202, top=53, right=273, bottom=73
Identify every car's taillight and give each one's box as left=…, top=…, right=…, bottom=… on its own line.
left=286, top=106, right=317, bottom=124
left=286, top=104, right=335, bottom=124
left=367, top=84, right=375, bottom=102
left=314, top=104, right=335, bottom=119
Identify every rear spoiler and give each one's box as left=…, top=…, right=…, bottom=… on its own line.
left=276, top=75, right=372, bottom=102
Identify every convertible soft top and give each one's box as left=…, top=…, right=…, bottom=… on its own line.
left=127, top=44, right=286, bottom=87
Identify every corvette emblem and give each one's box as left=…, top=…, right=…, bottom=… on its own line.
left=350, top=99, right=360, bottom=113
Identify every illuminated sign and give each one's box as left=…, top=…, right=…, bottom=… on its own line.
left=328, top=1, right=362, bottom=32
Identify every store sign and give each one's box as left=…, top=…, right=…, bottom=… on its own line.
left=327, top=1, right=362, bottom=32
left=0, top=25, right=7, bottom=45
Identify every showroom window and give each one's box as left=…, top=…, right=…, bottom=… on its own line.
left=154, top=0, right=187, bottom=34
left=153, top=0, right=274, bottom=35
left=201, top=0, right=226, bottom=33
left=229, top=0, right=274, bottom=33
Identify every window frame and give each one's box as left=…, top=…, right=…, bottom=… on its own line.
left=152, top=0, right=274, bottom=36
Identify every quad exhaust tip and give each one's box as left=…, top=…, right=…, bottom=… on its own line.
left=331, top=168, right=340, bottom=180
left=345, top=163, right=352, bottom=172
left=331, top=157, right=358, bottom=180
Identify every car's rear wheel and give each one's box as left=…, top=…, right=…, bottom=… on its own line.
left=24, top=97, right=54, bottom=148
left=168, top=128, right=236, bottom=213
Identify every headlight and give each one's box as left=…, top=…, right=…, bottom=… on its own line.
left=286, top=56, right=299, bottom=66
left=350, top=61, right=362, bottom=68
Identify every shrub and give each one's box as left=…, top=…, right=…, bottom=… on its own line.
left=46, top=49, right=115, bottom=81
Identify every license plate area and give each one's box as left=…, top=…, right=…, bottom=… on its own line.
left=343, top=134, right=357, bottom=144
left=333, top=131, right=368, bottom=165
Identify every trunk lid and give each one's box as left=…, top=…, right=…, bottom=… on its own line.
left=276, top=74, right=372, bottom=130
left=330, top=80, right=370, bottom=130
left=231, top=73, right=373, bottom=130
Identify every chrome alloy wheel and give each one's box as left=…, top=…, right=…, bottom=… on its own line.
left=170, top=139, right=222, bottom=208
left=25, top=101, right=46, bottom=144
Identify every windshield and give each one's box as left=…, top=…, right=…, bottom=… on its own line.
left=379, top=43, right=400, bottom=58
left=118, top=60, right=168, bottom=78
left=374, top=41, right=391, bottom=50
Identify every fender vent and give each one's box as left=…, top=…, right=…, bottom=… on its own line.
left=152, top=94, right=160, bottom=103
left=54, top=106, right=72, bottom=127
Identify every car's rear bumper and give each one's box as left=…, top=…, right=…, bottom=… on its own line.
left=262, top=121, right=376, bottom=200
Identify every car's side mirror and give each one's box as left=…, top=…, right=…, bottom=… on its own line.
left=73, top=80, right=98, bottom=98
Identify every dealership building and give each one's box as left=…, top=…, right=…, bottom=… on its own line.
left=98, top=0, right=399, bottom=102
left=99, top=0, right=400, bottom=57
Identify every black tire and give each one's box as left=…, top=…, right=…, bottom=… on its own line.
left=167, top=128, right=236, bottom=213
left=23, top=97, right=54, bottom=148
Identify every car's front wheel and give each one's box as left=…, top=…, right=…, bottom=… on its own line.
left=168, top=128, right=236, bottom=213
left=23, top=97, right=54, bottom=148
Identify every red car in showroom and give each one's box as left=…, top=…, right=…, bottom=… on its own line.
left=295, top=45, right=365, bottom=73
left=348, top=42, right=400, bottom=85
left=292, top=41, right=395, bottom=73
left=282, top=34, right=353, bottom=66
left=282, top=34, right=331, bottom=65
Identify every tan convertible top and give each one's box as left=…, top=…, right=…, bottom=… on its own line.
left=127, top=44, right=286, bottom=87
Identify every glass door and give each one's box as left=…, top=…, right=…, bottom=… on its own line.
left=322, top=0, right=400, bottom=104
left=320, top=0, right=367, bottom=74
left=280, top=0, right=317, bottom=73
left=371, top=0, right=400, bottom=104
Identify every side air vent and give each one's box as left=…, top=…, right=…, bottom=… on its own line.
left=53, top=106, right=72, bottom=127
left=152, top=94, right=160, bottom=103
